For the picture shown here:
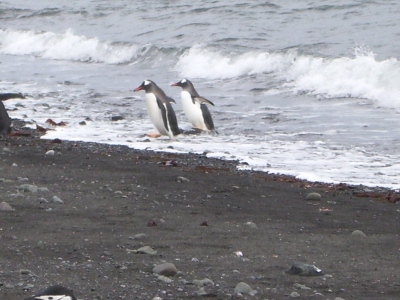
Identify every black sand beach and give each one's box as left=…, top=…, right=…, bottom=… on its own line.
left=1, top=125, right=400, bottom=300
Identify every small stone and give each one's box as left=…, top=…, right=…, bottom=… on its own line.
left=156, top=275, right=173, bottom=283
left=192, top=278, right=214, bottom=287
left=130, top=233, right=147, bottom=240
left=45, top=150, right=55, bottom=155
left=23, top=284, right=34, bottom=290
left=0, top=201, right=14, bottom=211
left=177, top=176, right=190, bottom=183
left=135, top=246, right=157, bottom=255
left=20, top=269, right=33, bottom=275
left=293, top=283, right=311, bottom=290
left=351, top=230, right=366, bottom=237
left=18, top=184, right=38, bottom=193
left=234, top=282, right=253, bottom=295
left=111, top=116, right=124, bottom=121
left=52, top=196, right=64, bottom=204
left=286, top=262, right=323, bottom=277
left=334, top=298, right=345, bottom=300
left=244, top=221, right=258, bottom=229
left=306, top=192, right=322, bottom=201
left=37, top=198, right=48, bottom=203
left=152, top=263, right=178, bottom=277
left=290, top=291, right=301, bottom=298
left=17, top=177, right=29, bottom=183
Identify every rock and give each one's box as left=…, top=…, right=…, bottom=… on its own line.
left=152, top=263, right=177, bottom=277
left=306, top=192, right=322, bottom=201
left=0, top=201, right=14, bottom=211
left=192, top=278, right=214, bottom=287
left=293, top=283, right=311, bottom=290
left=286, top=262, right=323, bottom=277
left=37, top=198, right=48, bottom=203
left=244, top=221, right=258, bottom=229
left=351, top=230, right=366, bottom=237
left=134, top=246, right=157, bottom=255
left=290, top=291, right=301, bottom=297
left=17, top=177, right=29, bottom=183
left=111, top=116, right=124, bottom=121
left=45, top=150, right=55, bottom=155
left=177, top=176, right=190, bottom=183
left=130, top=233, right=147, bottom=240
left=18, top=184, right=38, bottom=193
left=156, top=275, right=173, bottom=283
left=52, top=196, right=64, bottom=204
left=234, top=282, right=254, bottom=295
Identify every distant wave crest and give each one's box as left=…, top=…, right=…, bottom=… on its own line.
left=176, top=45, right=400, bottom=108
left=0, top=28, right=138, bottom=64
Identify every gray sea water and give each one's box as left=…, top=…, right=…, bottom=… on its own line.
left=1, top=0, right=400, bottom=188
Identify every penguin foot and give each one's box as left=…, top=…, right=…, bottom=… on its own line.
left=146, top=133, right=162, bottom=138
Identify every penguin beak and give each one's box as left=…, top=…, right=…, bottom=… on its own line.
left=171, top=82, right=180, bottom=87
left=134, top=84, right=144, bottom=92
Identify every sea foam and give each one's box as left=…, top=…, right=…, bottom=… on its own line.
left=0, top=28, right=138, bottom=64
left=176, top=45, right=400, bottom=109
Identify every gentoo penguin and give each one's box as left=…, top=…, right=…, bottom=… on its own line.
left=134, top=80, right=181, bottom=139
left=171, top=79, right=216, bottom=132
left=24, top=285, right=77, bottom=300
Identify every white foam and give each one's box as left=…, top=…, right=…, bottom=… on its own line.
left=285, top=49, right=400, bottom=108
left=5, top=94, right=400, bottom=188
left=175, top=44, right=294, bottom=79
left=0, top=28, right=138, bottom=64
left=176, top=45, right=400, bottom=109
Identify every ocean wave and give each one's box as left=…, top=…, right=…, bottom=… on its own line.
left=176, top=45, right=400, bottom=108
left=285, top=48, right=400, bottom=108
left=0, top=28, right=139, bottom=64
left=175, top=44, right=295, bottom=79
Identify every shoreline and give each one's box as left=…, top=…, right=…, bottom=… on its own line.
left=7, top=118, right=399, bottom=195
left=1, top=119, right=400, bottom=299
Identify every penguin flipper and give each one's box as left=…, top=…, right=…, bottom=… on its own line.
left=166, top=96, right=176, bottom=104
left=193, top=96, right=215, bottom=106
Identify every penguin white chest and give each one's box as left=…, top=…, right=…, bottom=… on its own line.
left=145, top=93, right=169, bottom=135
left=180, top=91, right=207, bottom=130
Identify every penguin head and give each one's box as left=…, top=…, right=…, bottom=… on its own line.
left=134, top=80, right=154, bottom=92
left=171, top=78, right=191, bottom=90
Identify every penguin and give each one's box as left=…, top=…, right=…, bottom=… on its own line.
left=171, top=79, right=216, bottom=133
left=24, top=285, right=77, bottom=300
left=134, top=80, right=181, bottom=139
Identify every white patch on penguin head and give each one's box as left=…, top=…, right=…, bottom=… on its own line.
left=181, top=79, right=187, bottom=83
left=144, top=80, right=151, bottom=85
